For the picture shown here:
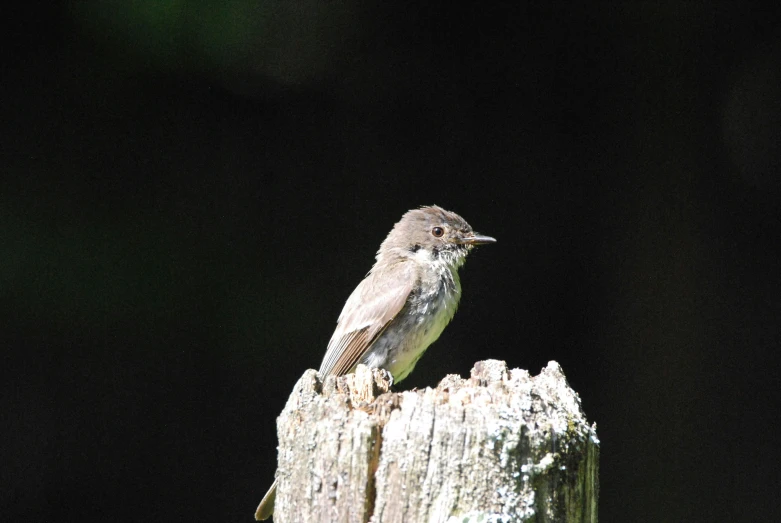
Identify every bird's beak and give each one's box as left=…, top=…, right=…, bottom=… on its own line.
left=459, top=233, right=497, bottom=245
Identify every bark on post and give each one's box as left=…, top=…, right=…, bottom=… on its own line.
left=270, top=360, right=599, bottom=523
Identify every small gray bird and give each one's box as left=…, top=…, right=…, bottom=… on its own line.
left=255, top=205, right=495, bottom=520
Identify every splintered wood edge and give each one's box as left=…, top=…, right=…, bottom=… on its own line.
left=289, top=360, right=589, bottom=428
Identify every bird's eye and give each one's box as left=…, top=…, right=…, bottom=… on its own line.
left=432, top=227, right=444, bottom=237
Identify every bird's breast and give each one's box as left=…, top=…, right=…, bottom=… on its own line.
left=360, top=266, right=462, bottom=383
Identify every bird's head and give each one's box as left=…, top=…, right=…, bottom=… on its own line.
left=378, top=205, right=496, bottom=268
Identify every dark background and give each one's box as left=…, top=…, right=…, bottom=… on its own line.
left=3, top=2, right=781, bottom=522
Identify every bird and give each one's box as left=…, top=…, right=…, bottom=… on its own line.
left=255, top=205, right=495, bottom=520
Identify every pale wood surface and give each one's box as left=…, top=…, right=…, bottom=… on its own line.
left=270, top=360, right=599, bottom=523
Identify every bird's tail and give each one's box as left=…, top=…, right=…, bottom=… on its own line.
left=255, top=478, right=277, bottom=521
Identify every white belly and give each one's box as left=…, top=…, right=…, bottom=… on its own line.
left=361, top=267, right=462, bottom=383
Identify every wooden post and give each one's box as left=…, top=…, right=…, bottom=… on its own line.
left=270, top=360, right=599, bottom=522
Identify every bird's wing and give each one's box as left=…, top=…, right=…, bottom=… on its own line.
left=318, top=261, right=416, bottom=378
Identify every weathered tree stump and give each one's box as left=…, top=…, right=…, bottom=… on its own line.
left=270, top=360, right=599, bottom=522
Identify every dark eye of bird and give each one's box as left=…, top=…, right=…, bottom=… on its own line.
left=432, top=226, right=444, bottom=237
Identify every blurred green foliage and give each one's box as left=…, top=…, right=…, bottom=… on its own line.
left=69, top=0, right=358, bottom=85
